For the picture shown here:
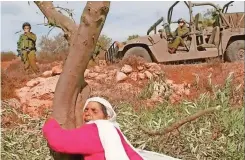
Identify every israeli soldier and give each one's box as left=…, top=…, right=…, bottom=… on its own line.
left=168, top=18, right=189, bottom=54
left=17, top=22, right=39, bottom=73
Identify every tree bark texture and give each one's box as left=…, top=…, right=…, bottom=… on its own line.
left=35, top=1, right=110, bottom=160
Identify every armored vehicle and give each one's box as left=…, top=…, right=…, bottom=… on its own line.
left=105, top=1, right=244, bottom=63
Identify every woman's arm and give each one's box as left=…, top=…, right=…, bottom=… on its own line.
left=43, top=118, right=101, bottom=154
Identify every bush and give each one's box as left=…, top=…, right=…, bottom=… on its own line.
left=117, top=72, right=243, bottom=159
left=97, top=34, right=112, bottom=49
left=1, top=51, right=16, bottom=62
left=37, top=33, right=112, bottom=64
left=38, top=33, right=69, bottom=54
left=37, top=33, right=69, bottom=64
left=127, top=34, right=140, bottom=41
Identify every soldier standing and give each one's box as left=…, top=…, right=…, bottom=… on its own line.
left=168, top=18, right=189, bottom=54
left=17, top=22, right=39, bottom=74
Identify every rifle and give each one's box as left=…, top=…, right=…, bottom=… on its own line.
left=18, top=48, right=32, bottom=61
left=17, top=49, right=24, bottom=62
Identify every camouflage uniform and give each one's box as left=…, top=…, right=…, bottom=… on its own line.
left=17, top=32, right=39, bottom=73
left=168, top=24, right=189, bottom=49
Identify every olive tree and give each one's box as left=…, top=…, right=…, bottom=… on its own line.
left=34, top=1, right=110, bottom=159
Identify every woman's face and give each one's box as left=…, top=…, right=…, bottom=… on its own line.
left=83, top=102, right=108, bottom=123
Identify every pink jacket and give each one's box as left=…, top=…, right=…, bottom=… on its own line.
left=43, top=119, right=143, bottom=160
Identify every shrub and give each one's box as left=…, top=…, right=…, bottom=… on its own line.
left=1, top=51, right=16, bottom=62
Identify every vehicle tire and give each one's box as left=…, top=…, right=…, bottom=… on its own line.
left=123, top=47, right=152, bottom=62
left=225, top=40, right=245, bottom=62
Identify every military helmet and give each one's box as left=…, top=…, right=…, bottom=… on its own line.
left=177, top=18, right=185, bottom=24
left=22, top=22, right=31, bottom=29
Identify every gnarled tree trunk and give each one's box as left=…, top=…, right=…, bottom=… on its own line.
left=35, top=1, right=110, bottom=160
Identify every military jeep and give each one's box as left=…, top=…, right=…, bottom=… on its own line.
left=105, top=1, right=244, bottom=63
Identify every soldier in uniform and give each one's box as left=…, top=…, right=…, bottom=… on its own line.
left=168, top=18, right=189, bottom=54
left=17, top=22, right=39, bottom=74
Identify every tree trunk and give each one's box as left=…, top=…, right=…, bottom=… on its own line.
left=52, top=0, right=110, bottom=127
left=36, top=1, right=110, bottom=160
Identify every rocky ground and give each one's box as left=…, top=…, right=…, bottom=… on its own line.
left=2, top=57, right=243, bottom=118
left=1, top=57, right=244, bottom=160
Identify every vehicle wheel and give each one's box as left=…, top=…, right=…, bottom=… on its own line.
left=123, top=47, right=152, bottom=62
left=225, top=40, right=245, bottom=62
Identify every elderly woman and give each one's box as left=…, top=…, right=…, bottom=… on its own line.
left=43, top=97, right=179, bottom=160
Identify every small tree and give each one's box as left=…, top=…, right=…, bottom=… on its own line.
left=34, top=1, right=111, bottom=160
left=97, top=34, right=112, bottom=49
left=127, top=34, right=139, bottom=41
left=203, top=5, right=220, bottom=27
left=39, top=33, right=69, bottom=54
left=90, top=34, right=112, bottom=61
left=38, top=33, right=69, bottom=63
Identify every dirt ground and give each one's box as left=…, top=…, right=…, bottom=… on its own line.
left=1, top=58, right=244, bottom=116
left=162, top=61, right=244, bottom=100
left=1, top=59, right=18, bottom=70
left=2, top=58, right=244, bottom=100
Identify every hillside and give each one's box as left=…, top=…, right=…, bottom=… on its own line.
left=1, top=57, right=244, bottom=159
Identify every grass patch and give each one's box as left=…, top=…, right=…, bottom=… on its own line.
left=1, top=73, right=243, bottom=160
left=1, top=101, right=52, bottom=160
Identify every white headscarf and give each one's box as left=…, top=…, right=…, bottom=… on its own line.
left=83, top=97, right=131, bottom=160
left=83, top=97, right=180, bottom=160
left=83, top=97, right=117, bottom=123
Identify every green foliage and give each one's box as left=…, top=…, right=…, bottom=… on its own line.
left=97, top=34, right=112, bottom=50
left=37, top=33, right=112, bottom=62
left=127, top=34, right=140, bottom=41
left=139, top=74, right=171, bottom=100
left=38, top=33, right=69, bottom=54
left=117, top=72, right=244, bottom=159
left=202, top=6, right=221, bottom=27
left=1, top=104, right=52, bottom=160
left=203, top=18, right=215, bottom=27
left=204, top=8, right=217, bottom=19
left=1, top=73, right=243, bottom=160
left=118, top=74, right=244, bottom=159
left=138, top=79, right=155, bottom=99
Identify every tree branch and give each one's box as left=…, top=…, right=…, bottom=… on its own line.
left=34, top=1, right=77, bottom=42
left=47, top=26, right=55, bottom=36
left=54, top=6, right=76, bottom=23
left=140, top=106, right=221, bottom=135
